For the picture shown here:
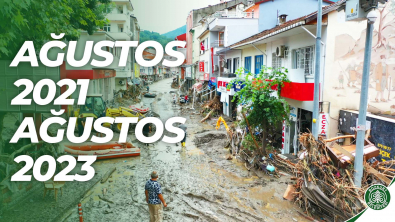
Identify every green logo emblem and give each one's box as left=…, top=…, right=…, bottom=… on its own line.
left=365, top=184, right=391, bottom=210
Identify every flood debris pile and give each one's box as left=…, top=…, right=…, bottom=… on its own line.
left=116, top=85, right=142, bottom=104
left=277, top=133, right=394, bottom=221
left=200, top=96, right=222, bottom=123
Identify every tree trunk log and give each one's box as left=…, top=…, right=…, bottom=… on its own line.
left=242, top=113, right=260, bottom=151
left=200, top=109, right=213, bottom=123
left=9, top=141, right=44, bottom=160
left=261, top=121, right=268, bottom=156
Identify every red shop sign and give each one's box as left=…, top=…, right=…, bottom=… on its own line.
left=204, top=73, right=210, bottom=81
left=199, top=62, right=205, bottom=72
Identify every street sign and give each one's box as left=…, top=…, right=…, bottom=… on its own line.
left=319, top=113, right=329, bottom=136
left=186, top=67, right=192, bottom=78
left=346, top=0, right=366, bottom=21
left=199, top=62, right=204, bottom=72
left=345, top=0, right=386, bottom=21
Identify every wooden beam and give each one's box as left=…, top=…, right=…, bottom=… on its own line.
left=365, top=164, right=391, bottom=186
left=331, top=143, right=355, bottom=161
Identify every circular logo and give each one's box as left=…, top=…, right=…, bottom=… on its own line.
left=365, top=184, right=391, bottom=210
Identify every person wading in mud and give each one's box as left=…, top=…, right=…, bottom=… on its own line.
left=143, top=123, right=152, bottom=147
left=179, top=124, right=187, bottom=147
left=145, top=171, right=167, bottom=222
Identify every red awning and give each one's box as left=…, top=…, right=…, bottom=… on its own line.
left=280, top=82, right=314, bottom=101
left=63, top=69, right=116, bottom=80
left=175, top=33, right=186, bottom=41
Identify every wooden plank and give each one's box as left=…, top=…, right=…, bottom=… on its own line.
left=324, top=135, right=355, bottom=143
left=332, top=143, right=355, bottom=161
left=365, top=164, right=391, bottom=186
left=101, top=167, right=116, bottom=183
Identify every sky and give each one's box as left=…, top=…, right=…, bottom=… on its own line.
left=130, top=0, right=222, bottom=34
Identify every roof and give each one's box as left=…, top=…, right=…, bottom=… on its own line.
left=230, top=0, right=345, bottom=48
left=143, top=50, right=155, bottom=60
left=197, top=28, right=209, bottom=40
left=191, top=0, right=246, bottom=12
left=256, top=0, right=334, bottom=4
left=175, top=33, right=186, bottom=41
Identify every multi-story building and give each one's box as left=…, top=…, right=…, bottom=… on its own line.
left=186, top=0, right=249, bottom=83
left=130, top=15, right=141, bottom=80
left=63, top=0, right=139, bottom=103
left=104, top=0, right=135, bottom=91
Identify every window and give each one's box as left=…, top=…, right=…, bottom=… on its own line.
left=200, top=39, right=208, bottom=54
left=103, top=24, right=110, bottom=32
left=292, top=46, right=315, bottom=75
left=219, top=32, right=224, bottom=47
left=227, top=59, right=232, bottom=72
left=118, top=25, right=124, bottom=32
left=255, top=55, right=264, bottom=75
left=233, top=57, right=239, bottom=73
left=245, top=57, right=251, bottom=73
left=272, top=53, right=282, bottom=70
left=118, top=6, right=123, bottom=14
left=105, top=7, right=112, bottom=13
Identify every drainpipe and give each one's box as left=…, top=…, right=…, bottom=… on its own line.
left=301, top=25, right=327, bottom=108
left=312, top=0, right=323, bottom=140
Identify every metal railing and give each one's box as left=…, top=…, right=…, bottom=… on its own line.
left=211, top=40, right=224, bottom=47
left=213, top=11, right=253, bottom=18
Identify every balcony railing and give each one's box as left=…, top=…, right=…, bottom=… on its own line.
left=213, top=11, right=252, bottom=18
left=211, top=40, right=224, bottom=48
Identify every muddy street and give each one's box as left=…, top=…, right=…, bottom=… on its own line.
left=64, top=78, right=306, bottom=222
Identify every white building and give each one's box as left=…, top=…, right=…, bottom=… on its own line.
left=104, top=0, right=135, bottom=91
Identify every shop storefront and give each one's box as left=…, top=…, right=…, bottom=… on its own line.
left=217, top=77, right=236, bottom=117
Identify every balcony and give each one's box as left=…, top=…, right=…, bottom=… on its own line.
left=211, top=40, right=224, bottom=48
left=107, top=31, right=133, bottom=40
left=213, top=11, right=252, bottom=19
left=114, top=69, right=132, bottom=78
left=106, top=13, right=129, bottom=22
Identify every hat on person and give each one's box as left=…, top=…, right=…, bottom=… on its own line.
left=151, top=171, right=158, bottom=179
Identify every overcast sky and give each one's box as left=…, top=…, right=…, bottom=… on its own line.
left=130, top=0, right=221, bottom=34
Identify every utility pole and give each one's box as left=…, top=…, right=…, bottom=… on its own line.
left=354, top=10, right=378, bottom=187
left=312, top=0, right=322, bottom=139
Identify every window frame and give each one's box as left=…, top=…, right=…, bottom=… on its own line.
left=271, top=53, right=281, bottom=70
left=103, top=24, right=111, bottom=32
left=292, top=45, right=315, bottom=75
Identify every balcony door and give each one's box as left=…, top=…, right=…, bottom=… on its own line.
left=255, top=55, right=264, bottom=75
left=245, top=57, right=251, bottom=73
left=219, top=32, right=224, bottom=47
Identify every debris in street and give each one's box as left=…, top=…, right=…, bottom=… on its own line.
left=285, top=133, right=394, bottom=221
left=98, top=195, right=114, bottom=204
left=200, top=109, right=213, bottom=123
left=283, top=184, right=296, bottom=201
left=101, top=167, right=116, bottom=184
left=324, top=135, right=379, bottom=168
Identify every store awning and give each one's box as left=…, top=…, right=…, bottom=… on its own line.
left=64, top=69, right=116, bottom=80
left=280, top=82, right=314, bottom=101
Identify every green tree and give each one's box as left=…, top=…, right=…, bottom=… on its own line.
left=139, top=30, right=173, bottom=48
left=0, top=0, right=112, bottom=59
left=230, top=67, right=290, bottom=155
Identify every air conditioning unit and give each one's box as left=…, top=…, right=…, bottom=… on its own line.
left=276, top=45, right=288, bottom=58
left=119, top=80, right=125, bottom=86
